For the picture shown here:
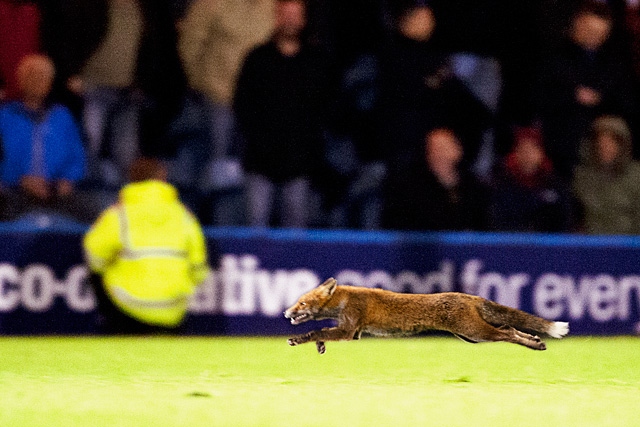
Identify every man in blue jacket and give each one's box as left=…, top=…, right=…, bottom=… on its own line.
left=0, top=54, right=95, bottom=222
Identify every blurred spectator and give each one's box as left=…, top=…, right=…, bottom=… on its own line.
left=489, top=126, right=572, bottom=232
left=66, top=0, right=185, bottom=188
left=83, top=157, right=209, bottom=333
left=177, top=0, right=274, bottom=225
left=0, top=0, right=41, bottom=101
left=76, top=0, right=142, bottom=187
left=0, top=55, right=97, bottom=222
left=573, top=115, right=640, bottom=235
left=234, top=0, right=329, bottom=228
left=322, top=2, right=497, bottom=229
left=178, top=0, right=273, bottom=143
left=376, top=1, right=492, bottom=176
left=538, top=1, right=636, bottom=178
left=382, top=127, right=489, bottom=231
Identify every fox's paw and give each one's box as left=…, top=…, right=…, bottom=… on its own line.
left=316, top=341, right=326, bottom=354
left=288, top=337, right=301, bottom=346
left=288, top=332, right=312, bottom=347
left=524, top=334, right=546, bottom=350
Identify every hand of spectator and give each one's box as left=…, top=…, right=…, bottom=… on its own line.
left=56, top=180, right=74, bottom=199
left=66, top=76, right=84, bottom=95
left=575, top=86, right=601, bottom=106
left=20, top=175, right=51, bottom=200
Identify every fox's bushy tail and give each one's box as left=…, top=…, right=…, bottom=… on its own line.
left=478, top=299, right=569, bottom=338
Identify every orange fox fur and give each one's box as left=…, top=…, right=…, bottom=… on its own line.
left=284, top=278, right=569, bottom=354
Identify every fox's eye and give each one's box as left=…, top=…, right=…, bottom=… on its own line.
left=301, top=302, right=306, bottom=306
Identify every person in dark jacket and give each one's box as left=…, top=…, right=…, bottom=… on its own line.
left=234, top=0, right=329, bottom=228
left=537, top=1, right=636, bottom=178
left=376, top=1, right=491, bottom=175
left=489, top=126, right=572, bottom=232
left=383, top=127, right=488, bottom=231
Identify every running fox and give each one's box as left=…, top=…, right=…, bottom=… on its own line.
left=284, top=278, right=569, bottom=354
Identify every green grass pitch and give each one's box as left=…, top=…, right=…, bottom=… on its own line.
left=0, top=335, right=638, bottom=427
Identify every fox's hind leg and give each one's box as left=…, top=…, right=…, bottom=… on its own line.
left=453, top=320, right=547, bottom=350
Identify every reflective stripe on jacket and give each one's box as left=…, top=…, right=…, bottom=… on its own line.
left=83, top=180, right=208, bottom=327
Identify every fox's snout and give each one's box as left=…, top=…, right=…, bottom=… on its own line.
left=283, top=304, right=298, bottom=319
left=284, top=304, right=313, bottom=325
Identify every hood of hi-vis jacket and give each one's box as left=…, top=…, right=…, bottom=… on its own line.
left=83, top=180, right=209, bottom=327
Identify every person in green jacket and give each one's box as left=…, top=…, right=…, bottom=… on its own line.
left=573, top=115, right=640, bottom=235
left=83, top=157, right=209, bottom=333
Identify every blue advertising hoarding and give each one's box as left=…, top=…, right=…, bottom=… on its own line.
left=0, top=222, right=639, bottom=336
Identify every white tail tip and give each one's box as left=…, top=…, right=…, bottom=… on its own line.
left=548, top=322, right=569, bottom=338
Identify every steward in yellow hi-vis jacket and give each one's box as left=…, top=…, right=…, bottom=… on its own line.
left=83, top=158, right=209, bottom=333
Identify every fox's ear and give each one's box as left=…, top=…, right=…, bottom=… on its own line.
left=318, top=278, right=337, bottom=297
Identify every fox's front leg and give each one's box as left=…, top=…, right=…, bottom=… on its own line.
left=287, top=331, right=316, bottom=347
left=287, top=330, right=327, bottom=354
left=288, top=327, right=356, bottom=354
left=285, top=335, right=326, bottom=354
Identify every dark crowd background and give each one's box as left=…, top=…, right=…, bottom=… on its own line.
left=2, top=0, right=640, bottom=235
